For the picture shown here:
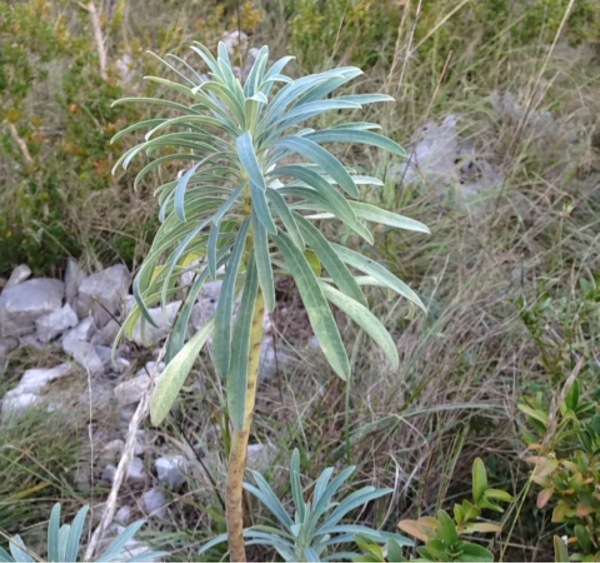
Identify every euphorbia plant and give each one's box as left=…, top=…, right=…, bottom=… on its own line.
left=112, top=42, right=428, bottom=561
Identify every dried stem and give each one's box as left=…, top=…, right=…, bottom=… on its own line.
left=77, top=1, right=108, bottom=81
left=84, top=346, right=166, bottom=561
left=8, top=123, right=34, bottom=168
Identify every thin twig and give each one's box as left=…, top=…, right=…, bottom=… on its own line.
left=84, top=344, right=167, bottom=561
left=77, top=1, right=108, bottom=81
left=8, top=123, right=34, bottom=168
left=397, top=0, right=422, bottom=92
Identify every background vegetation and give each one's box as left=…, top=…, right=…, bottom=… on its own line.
left=0, top=0, right=598, bottom=561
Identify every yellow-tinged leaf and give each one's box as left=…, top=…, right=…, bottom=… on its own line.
left=304, top=248, right=321, bottom=276
left=466, top=522, right=503, bottom=534
left=150, top=265, right=165, bottom=284
left=537, top=488, right=554, bottom=508
left=398, top=517, right=437, bottom=543
left=150, top=319, right=214, bottom=425
left=181, top=251, right=204, bottom=267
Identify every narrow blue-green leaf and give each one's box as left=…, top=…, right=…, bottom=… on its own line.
left=214, top=219, right=250, bottom=376
left=274, top=231, right=350, bottom=379
left=251, top=181, right=277, bottom=234
left=331, top=244, right=426, bottom=312
left=278, top=185, right=373, bottom=244
left=97, top=520, right=145, bottom=562
left=146, top=50, right=196, bottom=85
left=351, top=202, right=430, bottom=233
left=57, top=525, right=69, bottom=563
left=134, top=153, right=203, bottom=191
left=227, top=258, right=259, bottom=428
left=65, top=505, right=89, bottom=562
left=320, top=282, right=398, bottom=369
left=266, top=189, right=305, bottom=250
left=271, top=165, right=357, bottom=224
left=310, top=466, right=356, bottom=528
left=207, top=220, right=220, bottom=280
left=8, top=536, right=33, bottom=563
left=166, top=266, right=209, bottom=362
left=275, top=136, right=358, bottom=197
left=150, top=318, right=214, bottom=425
left=319, top=487, right=391, bottom=532
left=290, top=449, right=305, bottom=521
left=111, top=97, right=201, bottom=114
left=110, top=118, right=165, bottom=143
left=253, top=212, right=276, bottom=312
left=174, top=162, right=202, bottom=221
left=0, top=546, right=12, bottom=563
left=245, top=471, right=294, bottom=528
left=48, top=503, right=61, bottom=563
left=337, top=93, right=395, bottom=105
left=305, top=129, right=406, bottom=157
left=237, top=131, right=266, bottom=190
left=295, top=214, right=366, bottom=306
left=244, top=45, right=269, bottom=96
left=190, top=43, right=221, bottom=76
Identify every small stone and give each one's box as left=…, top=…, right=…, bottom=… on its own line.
left=16, top=362, right=74, bottom=394
left=1, top=362, right=75, bottom=416
left=36, top=304, right=78, bottom=343
left=18, top=334, right=45, bottom=350
left=127, top=456, right=146, bottom=485
left=62, top=330, right=104, bottom=375
left=64, top=258, right=86, bottom=307
left=190, top=281, right=222, bottom=332
left=66, top=317, right=96, bottom=342
left=115, top=506, right=132, bottom=525
left=114, top=374, right=149, bottom=407
left=0, top=336, right=18, bottom=360
left=76, top=265, right=130, bottom=327
left=130, top=301, right=182, bottom=347
left=101, top=464, right=116, bottom=484
left=90, top=319, right=120, bottom=346
left=5, top=264, right=32, bottom=289
left=2, top=392, right=39, bottom=416
left=246, top=442, right=278, bottom=473
left=0, top=278, right=65, bottom=337
left=141, top=487, right=167, bottom=518
left=155, top=455, right=188, bottom=488
left=103, top=439, right=125, bottom=461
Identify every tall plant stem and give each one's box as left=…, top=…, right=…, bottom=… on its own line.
left=226, top=288, right=265, bottom=562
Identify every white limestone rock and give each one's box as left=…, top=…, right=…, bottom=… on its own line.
left=64, top=258, right=86, bottom=307
left=141, top=487, right=167, bottom=518
left=36, top=303, right=78, bottom=343
left=1, top=362, right=75, bottom=416
left=246, top=442, right=278, bottom=473
left=5, top=264, right=32, bottom=289
left=0, top=278, right=64, bottom=337
left=76, top=264, right=130, bottom=326
left=62, top=322, right=104, bottom=375
left=114, top=374, right=150, bottom=407
left=155, top=455, right=188, bottom=488
left=0, top=336, right=18, bottom=360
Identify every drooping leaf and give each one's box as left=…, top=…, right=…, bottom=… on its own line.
left=150, top=319, right=215, bottom=425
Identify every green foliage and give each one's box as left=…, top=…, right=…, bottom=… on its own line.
left=395, top=458, right=512, bottom=562
left=112, top=41, right=428, bottom=426
left=289, top=0, right=401, bottom=70
left=199, top=449, right=411, bottom=561
left=0, top=503, right=163, bottom=562
left=0, top=406, right=81, bottom=537
left=520, top=381, right=600, bottom=561
left=518, top=274, right=599, bottom=386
